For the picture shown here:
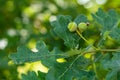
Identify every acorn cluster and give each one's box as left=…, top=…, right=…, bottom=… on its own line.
left=67, top=22, right=89, bottom=33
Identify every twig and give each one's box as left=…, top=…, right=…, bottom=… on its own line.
left=58, top=52, right=85, bottom=79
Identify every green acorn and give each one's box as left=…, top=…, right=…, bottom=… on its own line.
left=67, top=22, right=77, bottom=32
left=78, top=22, right=89, bottom=33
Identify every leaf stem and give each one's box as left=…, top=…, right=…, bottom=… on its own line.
left=76, top=30, right=90, bottom=44
left=85, top=49, right=120, bottom=54
left=100, top=49, right=120, bottom=52
left=76, top=30, right=97, bottom=50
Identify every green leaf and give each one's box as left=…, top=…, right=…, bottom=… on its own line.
left=51, top=15, right=87, bottom=48
left=46, top=55, right=94, bottom=80
left=9, top=41, right=50, bottom=64
left=101, top=52, right=120, bottom=80
left=110, top=28, right=120, bottom=42
left=105, top=70, right=118, bottom=80
left=9, top=41, right=60, bottom=67
left=38, top=71, right=46, bottom=80
left=92, top=8, right=106, bottom=27
left=108, top=9, right=118, bottom=27
left=92, top=8, right=118, bottom=34
left=102, top=52, right=120, bottom=70
left=92, top=8, right=119, bottom=47
left=22, top=71, right=46, bottom=80
left=51, top=15, right=76, bottom=48
left=103, top=16, right=112, bottom=32
left=47, top=66, right=94, bottom=80
left=74, top=14, right=88, bottom=24
left=21, top=71, right=39, bottom=80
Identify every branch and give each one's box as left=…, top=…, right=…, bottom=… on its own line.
left=83, top=48, right=120, bottom=54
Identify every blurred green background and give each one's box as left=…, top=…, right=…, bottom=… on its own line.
left=0, top=0, right=120, bottom=80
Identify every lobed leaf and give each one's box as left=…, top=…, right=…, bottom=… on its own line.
left=101, top=52, right=120, bottom=80
left=92, top=8, right=118, bottom=34
left=9, top=41, right=65, bottom=67
left=92, top=8, right=119, bottom=46
left=110, top=28, right=120, bottom=42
